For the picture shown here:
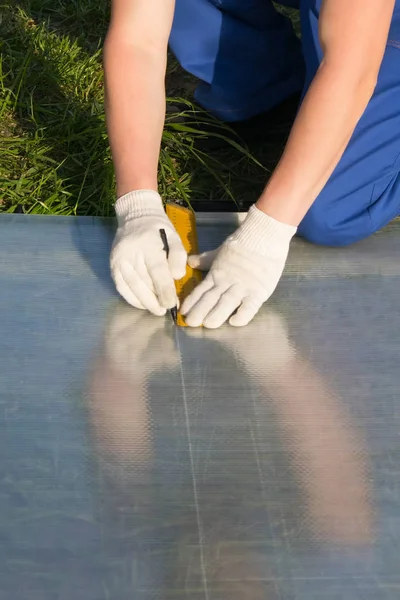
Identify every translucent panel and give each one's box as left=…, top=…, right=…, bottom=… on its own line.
left=1, top=214, right=400, bottom=600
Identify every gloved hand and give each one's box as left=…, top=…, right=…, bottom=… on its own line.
left=110, top=190, right=187, bottom=316
left=181, top=205, right=297, bottom=328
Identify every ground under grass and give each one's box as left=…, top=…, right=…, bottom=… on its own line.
left=0, top=1, right=298, bottom=216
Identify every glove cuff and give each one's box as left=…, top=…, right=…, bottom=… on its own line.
left=115, top=190, right=164, bottom=223
left=232, top=205, right=297, bottom=255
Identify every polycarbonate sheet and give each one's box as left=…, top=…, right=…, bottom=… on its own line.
left=1, top=214, right=400, bottom=600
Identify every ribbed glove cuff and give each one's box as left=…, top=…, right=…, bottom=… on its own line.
left=232, top=205, right=297, bottom=255
left=115, top=190, right=164, bottom=224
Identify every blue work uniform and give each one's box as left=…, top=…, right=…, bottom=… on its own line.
left=169, top=0, right=400, bottom=246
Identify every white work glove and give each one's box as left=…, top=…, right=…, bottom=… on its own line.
left=181, top=205, right=297, bottom=328
left=110, top=190, right=187, bottom=316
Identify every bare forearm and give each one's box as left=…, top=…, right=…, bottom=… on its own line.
left=103, top=40, right=166, bottom=197
left=257, top=64, right=376, bottom=224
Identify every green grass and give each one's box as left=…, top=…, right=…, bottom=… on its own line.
left=0, top=1, right=298, bottom=216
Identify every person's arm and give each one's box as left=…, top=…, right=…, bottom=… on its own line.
left=181, top=0, right=396, bottom=329
left=103, top=0, right=175, bottom=197
left=257, top=0, right=396, bottom=225
left=105, top=0, right=187, bottom=316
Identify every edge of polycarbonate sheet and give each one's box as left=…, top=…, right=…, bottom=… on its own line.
left=1, top=213, right=399, bottom=278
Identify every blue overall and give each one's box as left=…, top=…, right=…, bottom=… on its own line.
left=170, top=1, right=400, bottom=246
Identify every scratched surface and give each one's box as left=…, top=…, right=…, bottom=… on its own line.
left=1, top=214, right=400, bottom=600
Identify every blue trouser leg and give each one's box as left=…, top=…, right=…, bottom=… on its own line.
left=169, top=0, right=305, bottom=121
left=170, top=0, right=400, bottom=242
left=298, top=2, right=400, bottom=245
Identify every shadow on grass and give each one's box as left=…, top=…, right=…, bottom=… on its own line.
left=14, top=0, right=111, bottom=55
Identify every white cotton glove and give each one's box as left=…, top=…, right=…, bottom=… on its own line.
left=181, top=205, right=297, bottom=328
left=110, top=190, right=187, bottom=316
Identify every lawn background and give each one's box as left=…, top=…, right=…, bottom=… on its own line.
left=0, top=1, right=299, bottom=215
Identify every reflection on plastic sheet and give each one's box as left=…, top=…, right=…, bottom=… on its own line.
left=1, top=215, right=400, bottom=600
left=86, top=305, right=377, bottom=599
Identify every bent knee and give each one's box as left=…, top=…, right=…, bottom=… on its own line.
left=298, top=204, right=373, bottom=247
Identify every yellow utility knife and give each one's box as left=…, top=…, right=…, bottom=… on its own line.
left=165, top=202, right=202, bottom=327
